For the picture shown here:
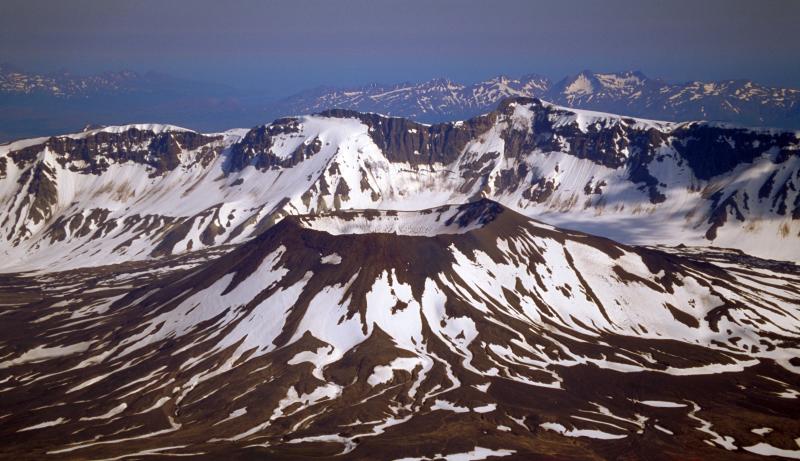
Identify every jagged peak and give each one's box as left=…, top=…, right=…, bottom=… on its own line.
left=418, top=76, right=459, bottom=87
left=483, top=74, right=516, bottom=84
left=561, top=71, right=598, bottom=95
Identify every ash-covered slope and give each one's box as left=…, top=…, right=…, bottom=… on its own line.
left=1, top=200, right=798, bottom=460
left=1, top=98, right=799, bottom=271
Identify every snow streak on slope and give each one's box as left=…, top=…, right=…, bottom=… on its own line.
left=0, top=117, right=378, bottom=270
left=0, top=201, right=798, bottom=460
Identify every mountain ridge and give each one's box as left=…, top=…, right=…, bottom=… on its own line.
left=1, top=97, right=799, bottom=271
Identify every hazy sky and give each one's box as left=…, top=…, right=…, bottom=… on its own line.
left=1, top=0, right=799, bottom=96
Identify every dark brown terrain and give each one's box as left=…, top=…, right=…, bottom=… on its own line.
left=1, top=201, right=798, bottom=460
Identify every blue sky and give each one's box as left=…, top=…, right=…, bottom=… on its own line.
left=1, top=0, right=798, bottom=96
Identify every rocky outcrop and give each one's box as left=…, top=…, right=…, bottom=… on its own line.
left=8, top=128, right=222, bottom=176
left=227, top=117, right=306, bottom=171
left=672, top=124, right=798, bottom=181
left=318, top=109, right=496, bottom=166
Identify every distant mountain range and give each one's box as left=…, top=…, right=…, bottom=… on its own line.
left=1, top=65, right=799, bottom=144
left=0, top=64, right=245, bottom=98
left=0, top=64, right=270, bottom=143
left=276, top=70, right=800, bottom=129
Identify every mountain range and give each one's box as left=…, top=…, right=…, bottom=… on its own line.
left=277, top=71, right=800, bottom=129
left=2, top=65, right=799, bottom=144
left=1, top=98, right=799, bottom=459
left=0, top=64, right=270, bottom=143
left=0, top=64, right=240, bottom=98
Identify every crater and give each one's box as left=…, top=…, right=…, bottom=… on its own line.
left=294, top=199, right=504, bottom=236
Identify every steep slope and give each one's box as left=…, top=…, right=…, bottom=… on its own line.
left=1, top=98, right=799, bottom=271
left=277, top=71, right=800, bottom=129
left=1, top=200, right=798, bottom=460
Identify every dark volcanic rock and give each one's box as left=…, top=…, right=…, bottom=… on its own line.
left=0, top=201, right=798, bottom=460
left=318, top=108, right=496, bottom=166
left=672, top=124, right=798, bottom=181
left=8, top=128, right=222, bottom=176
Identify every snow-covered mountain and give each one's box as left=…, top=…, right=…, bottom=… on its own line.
left=549, top=71, right=800, bottom=129
left=2, top=98, right=800, bottom=460
left=278, top=75, right=551, bottom=123
left=277, top=71, right=800, bottom=129
left=1, top=97, right=799, bottom=272
left=2, top=199, right=799, bottom=459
